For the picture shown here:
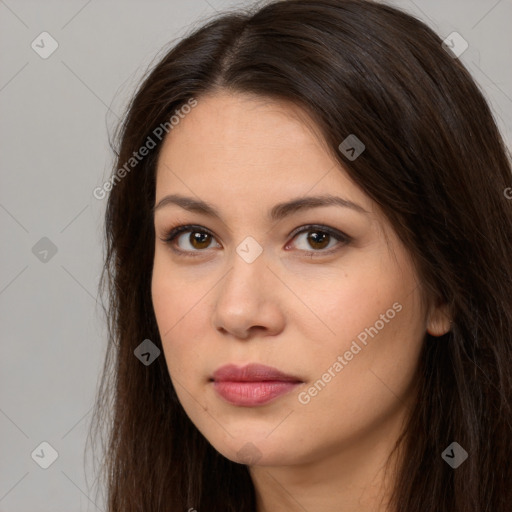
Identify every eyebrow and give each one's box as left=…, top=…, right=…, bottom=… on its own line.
left=153, top=193, right=368, bottom=222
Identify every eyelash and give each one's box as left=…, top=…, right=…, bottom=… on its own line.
left=159, top=223, right=351, bottom=258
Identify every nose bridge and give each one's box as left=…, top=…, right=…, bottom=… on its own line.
left=212, top=236, right=283, bottom=337
left=221, top=236, right=268, bottom=299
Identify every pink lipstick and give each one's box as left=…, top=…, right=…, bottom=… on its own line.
left=211, top=363, right=303, bottom=407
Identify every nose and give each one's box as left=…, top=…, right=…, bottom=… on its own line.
left=211, top=247, right=286, bottom=340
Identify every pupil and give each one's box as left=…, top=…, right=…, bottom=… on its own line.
left=191, top=232, right=210, bottom=249
left=308, top=231, right=329, bottom=249
left=187, top=231, right=330, bottom=251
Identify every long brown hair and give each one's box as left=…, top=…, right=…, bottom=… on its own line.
left=88, top=1, right=512, bottom=510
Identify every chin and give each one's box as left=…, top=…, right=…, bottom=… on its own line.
left=205, top=430, right=303, bottom=467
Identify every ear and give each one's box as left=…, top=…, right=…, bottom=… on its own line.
left=426, top=302, right=452, bottom=337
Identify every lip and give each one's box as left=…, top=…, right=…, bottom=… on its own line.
left=211, top=363, right=303, bottom=407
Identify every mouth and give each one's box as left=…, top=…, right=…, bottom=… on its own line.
left=210, top=363, right=304, bottom=407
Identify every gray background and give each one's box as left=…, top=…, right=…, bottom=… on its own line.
left=1, top=0, right=511, bottom=510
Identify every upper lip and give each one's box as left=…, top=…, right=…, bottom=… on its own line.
left=211, top=363, right=303, bottom=383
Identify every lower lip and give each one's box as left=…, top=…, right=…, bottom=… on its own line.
left=212, top=380, right=301, bottom=406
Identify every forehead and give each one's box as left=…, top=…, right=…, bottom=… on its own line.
left=154, top=91, right=369, bottom=206
left=159, top=93, right=328, bottom=171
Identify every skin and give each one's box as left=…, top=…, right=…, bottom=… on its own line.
left=151, top=91, right=451, bottom=512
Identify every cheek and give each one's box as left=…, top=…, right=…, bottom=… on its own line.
left=298, top=281, right=425, bottom=413
left=151, top=273, right=179, bottom=343
left=290, top=261, right=412, bottom=356
left=293, top=257, right=426, bottom=401
left=151, top=251, right=208, bottom=334
left=151, top=261, right=205, bottom=375
left=291, top=309, right=424, bottom=458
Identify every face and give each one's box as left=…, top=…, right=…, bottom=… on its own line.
left=151, top=91, right=442, bottom=467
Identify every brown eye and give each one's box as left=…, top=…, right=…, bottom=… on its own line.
left=189, top=231, right=212, bottom=249
left=288, top=225, right=351, bottom=256
left=162, top=223, right=349, bottom=258
left=174, top=230, right=219, bottom=251
left=306, top=231, right=330, bottom=250
left=160, top=225, right=221, bottom=255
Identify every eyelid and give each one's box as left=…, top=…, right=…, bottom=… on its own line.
left=287, top=224, right=350, bottom=244
left=159, top=223, right=351, bottom=256
left=159, top=224, right=220, bottom=257
left=285, top=224, right=351, bottom=256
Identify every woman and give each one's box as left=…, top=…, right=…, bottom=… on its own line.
left=89, top=0, right=512, bottom=510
